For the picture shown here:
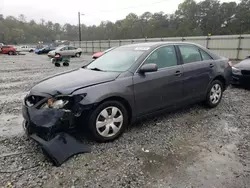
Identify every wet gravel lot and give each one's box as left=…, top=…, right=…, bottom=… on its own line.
left=0, top=53, right=250, bottom=188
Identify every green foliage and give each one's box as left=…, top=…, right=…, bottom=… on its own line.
left=0, top=0, right=249, bottom=44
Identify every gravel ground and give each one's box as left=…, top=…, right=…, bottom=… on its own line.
left=0, top=53, right=249, bottom=188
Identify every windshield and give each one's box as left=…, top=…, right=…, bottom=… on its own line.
left=86, top=47, right=145, bottom=72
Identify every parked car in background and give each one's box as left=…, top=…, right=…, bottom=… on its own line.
left=23, top=42, right=232, bottom=143
left=35, top=46, right=56, bottom=55
left=48, top=46, right=82, bottom=58
left=0, top=45, right=16, bottom=55
left=92, top=47, right=115, bottom=59
left=231, top=56, right=250, bottom=86
left=16, top=45, right=35, bottom=52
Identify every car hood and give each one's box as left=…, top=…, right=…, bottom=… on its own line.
left=234, top=58, right=250, bottom=69
left=31, top=68, right=120, bottom=95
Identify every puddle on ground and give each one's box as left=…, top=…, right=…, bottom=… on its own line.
left=139, top=134, right=244, bottom=187
left=139, top=139, right=201, bottom=180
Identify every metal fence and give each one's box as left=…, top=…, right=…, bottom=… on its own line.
left=70, top=34, right=250, bottom=60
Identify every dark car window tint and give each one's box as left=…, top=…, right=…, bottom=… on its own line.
left=179, top=45, right=202, bottom=64
left=68, top=46, right=75, bottom=50
left=200, top=49, right=213, bottom=60
left=145, top=46, right=177, bottom=69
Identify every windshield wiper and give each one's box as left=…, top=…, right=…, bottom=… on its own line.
left=89, top=67, right=104, bottom=71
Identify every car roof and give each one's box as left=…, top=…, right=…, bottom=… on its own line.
left=120, top=41, right=204, bottom=48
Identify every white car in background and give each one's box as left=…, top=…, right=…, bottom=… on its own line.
left=48, top=46, right=82, bottom=58
left=15, top=45, right=35, bottom=52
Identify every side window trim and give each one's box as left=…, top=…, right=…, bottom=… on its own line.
left=135, top=45, right=179, bottom=73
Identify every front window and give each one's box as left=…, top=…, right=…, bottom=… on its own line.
left=86, top=47, right=146, bottom=72
left=144, top=45, right=178, bottom=69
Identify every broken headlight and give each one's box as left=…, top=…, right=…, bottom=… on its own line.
left=41, top=98, right=69, bottom=109
left=40, top=94, right=86, bottom=110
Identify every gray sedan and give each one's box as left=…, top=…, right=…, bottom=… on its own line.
left=23, top=42, right=232, bottom=143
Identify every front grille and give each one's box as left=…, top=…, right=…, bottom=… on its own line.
left=241, top=70, right=250, bottom=75
left=25, top=95, right=45, bottom=107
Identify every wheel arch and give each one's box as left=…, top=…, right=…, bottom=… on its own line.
left=212, top=75, right=226, bottom=90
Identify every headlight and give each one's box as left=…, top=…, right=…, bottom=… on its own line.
left=232, top=67, right=241, bottom=75
left=41, top=98, right=69, bottom=109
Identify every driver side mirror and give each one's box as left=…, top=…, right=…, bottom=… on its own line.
left=139, top=63, right=158, bottom=73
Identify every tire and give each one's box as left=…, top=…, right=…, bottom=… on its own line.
left=75, top=52, right=81, bottom=57
left=205, top=80, right=223, bottom=108
left=55, top=62, right=60, bottom=67
left=29, top=49, right=34, bottom=52
left=8, top=51, right=14, bottom=55
left=63, top=62, right=69, bottom=66
left=87, top=100, right=128, bottom=142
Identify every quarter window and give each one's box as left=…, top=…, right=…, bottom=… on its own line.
left=179, top=45, right=202, bottom=64
left=68, top=46, right=76, bottom=50
left=144, top=46, right=178, bottom=69
left=200, top=49, right=213, bottom=60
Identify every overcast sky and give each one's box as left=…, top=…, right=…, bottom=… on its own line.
left=0, top=0, right=238, bottom=26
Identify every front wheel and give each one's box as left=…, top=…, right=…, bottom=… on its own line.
left=87, top=101, right=128, bottom=142
left=205, top=80, right=223, bottom=108
left=8, top=51, right=14, bottom=55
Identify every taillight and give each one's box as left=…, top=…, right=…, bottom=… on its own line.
left=228, top=61, right=232, bottom=67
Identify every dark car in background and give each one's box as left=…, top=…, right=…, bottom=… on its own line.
left=35, top=46, right=56, bottom=54
left=23, top=42, right=232, bottom=144
left=231, top=56, right=250, bottom=86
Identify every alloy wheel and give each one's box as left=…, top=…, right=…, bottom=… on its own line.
left=96, top=106, right=123, bottom=138
left=210, top=83, right=222, bottom=104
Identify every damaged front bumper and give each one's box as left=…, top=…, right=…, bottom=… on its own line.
left=22, top=96, right=91, bottom=166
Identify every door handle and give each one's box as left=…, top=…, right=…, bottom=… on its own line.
left=209, top=63, right=214, bottom=68
left=175, top=71, right=182, bottom=76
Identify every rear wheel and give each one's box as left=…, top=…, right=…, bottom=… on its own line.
left=205, top=80, right=223, bottom=108
left=63, top=62, right=69, bottom=66
left=87, top=101, right=128, bottom=142
left=75, top=52, right=81, bottom=57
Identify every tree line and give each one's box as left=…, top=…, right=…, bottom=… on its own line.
left=0, top=0, right=249, bottom=44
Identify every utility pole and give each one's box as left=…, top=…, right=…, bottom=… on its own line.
left=78, top=12, right=81, bottom=47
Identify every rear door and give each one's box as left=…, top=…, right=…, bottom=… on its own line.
left=68, top=46, right=77, bottom=56
left=133, top=45, right=184, bottom=116
left=177, top=44, right=215, bottom=100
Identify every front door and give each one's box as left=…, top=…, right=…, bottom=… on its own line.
left=133, top=45, right=184, bottom=116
